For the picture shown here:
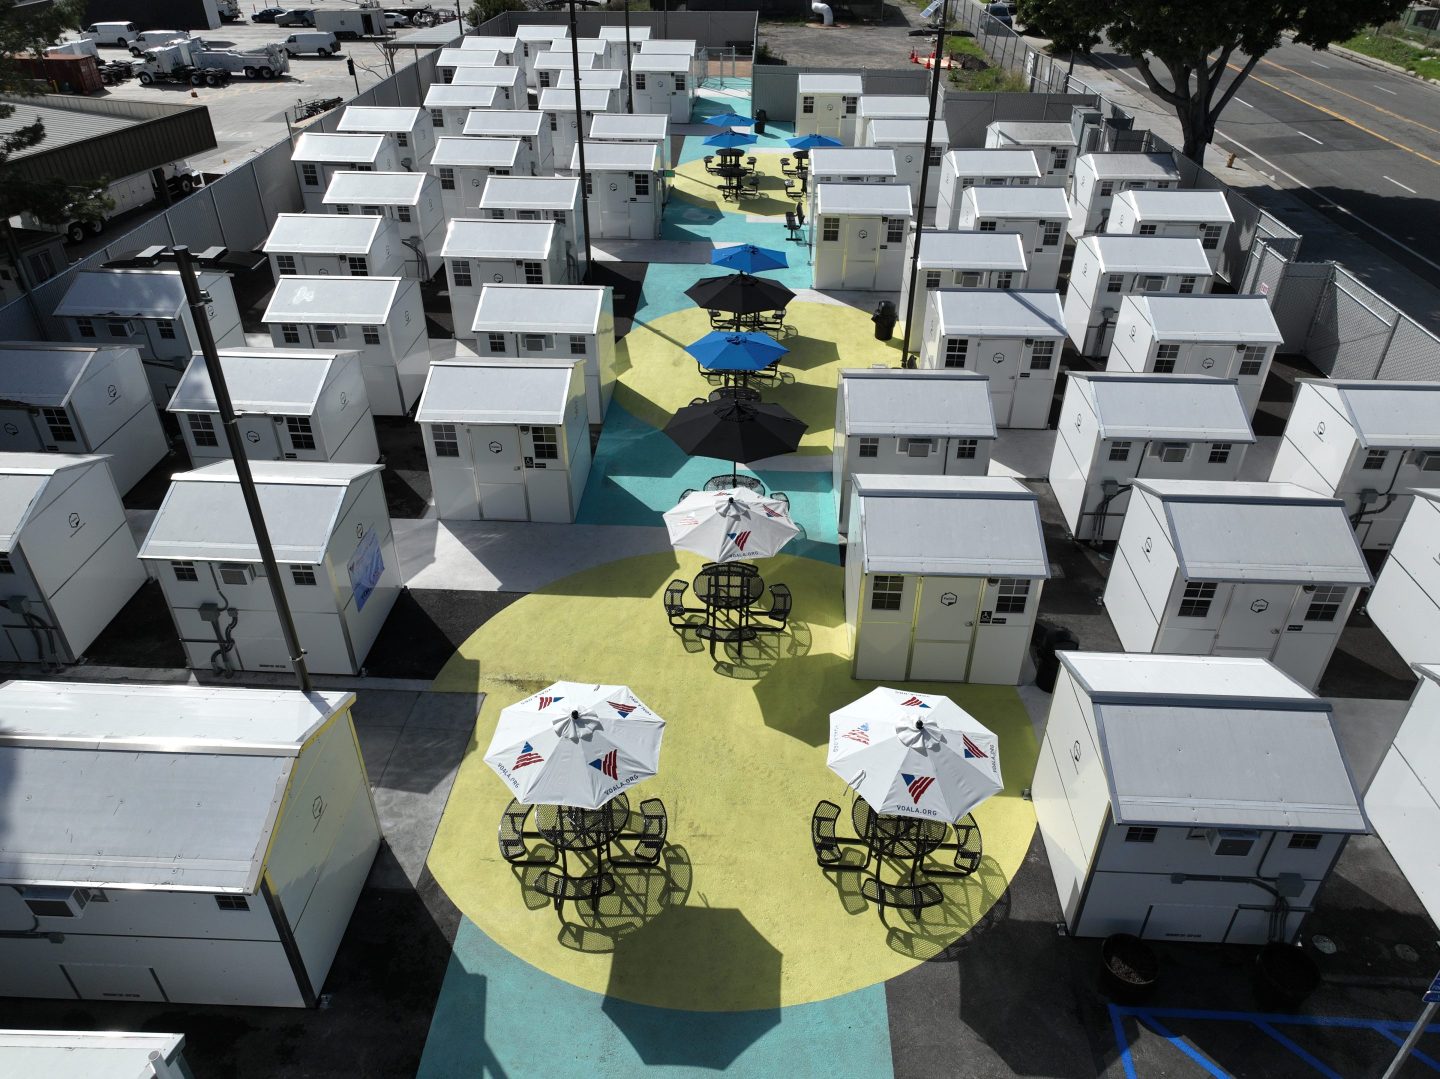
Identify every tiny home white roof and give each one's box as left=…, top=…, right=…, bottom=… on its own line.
left=942, top=148, right=1041, bottom=180
left=555, top=68, right=625, bottom=91
left=839, top=368, right=996, bottom=438
left=263, top=213, right=383, bottom=255
left=1068, top=372, right=1254, bottom=442
left=539, top=86, right=612, bottom=112
left=857, top=95, right=930, bottom=120
left=461, top=34, right=517, bottom=51
left=462, top=109, right=544, bottom=138
left=536, top=50, right=597, bottom=71
left=867, top=117, right=949, bottom=145
left=1115, top=187, right=1234, bottom=223
left=1132, top=479, right=1372, bottom=585
left=478, top=175, right=581, bottom=211
left=1079, top=151, right=1181, bottom=180
left=639, top=38, right=696, bottom=55
left=472, top=283, right=606, bottom=333
left=814, top=183, right=914, bottom=217
left=515, top=24, right=569, bottom=42
left=337, top=105, right=424, bottom=134
left=263, top=275, right=404, bottom=325
left=416, top=360, right=576, bottom=425
left=0, top=453, right=106, bottom=552
left=53, top=269, right=187, bottom=319
left=988, top=120, right=1075, bottom=145
left=808, top=147, right=897, bottom=179
left=1296, top=379, right=1440, bottom=449
left=916, top=229, right=1027, bottom=270
left=431, top=135, right=521, bottom=168
left=450, top=65, right=523, bottom=88
left=852, top=475, right=1049, bottom=577
left=324, top=170, right=429, bottom=206
left=589, top=112, right=669, bottom=142
left=797, top=73, right=863, bottom=94
left=291, top=131, right=386, bottom=164
left=1124, top=294, right=1283, bottom=343
left=0, top=342, right=128, bottom=407
left=423, top=83, right=501, bottom=109
left=0, top=1030, right=186, bottom=1079
left=0, top=680, right=355, bottom=892
left=443, top=218, right=557, bottom=259
left=1081, top=235, right=1212, bottom=275
left=933, top=289, right=1065, bottom=337
left=168, top=349, right=349, bottom=416
left=598, top=25, right=649, bottom=42
left=437, top=46, right=501, bottom=67
left=963, top=185, right=1071, bottom=218
left=140, top=460, right=383, bottom=564
left=630, top=53, right=689, bottom=74
left=1056, top=652, right=1366, bottom=832
left=568, top=141, right=657, bottom=171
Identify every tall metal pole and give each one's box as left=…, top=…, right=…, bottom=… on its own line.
left=898, top=0, right=949, bottom=366
left=567, top=0, right=594, bottom=277
left=171, top=246, right=314, bottom=695
left=623, top=3, right=634, bottom=114
left=1382, top=1000, right=1438, bottom=1079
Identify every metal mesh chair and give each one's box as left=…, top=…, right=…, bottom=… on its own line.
left=761, top=584, right=792, bottom=629
left=536, top=868, right=615, bottom=912
left=811, top=800, right=843, bottom=866
left=951, top=816, right=983, bottom=876
left=615, top=798, right=667, bottom=866
left=498, top=800, right=555, bottom=867
left=784, top=211, right=803, bottom=242
left=862, top=877, right=944, bottom=911
left=664, top=580, right=691, bottom=627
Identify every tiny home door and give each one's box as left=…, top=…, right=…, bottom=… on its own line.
left=627, top=172, right=655, bottom=239
left=907, top=576, right=983, bottom=680
left=841, top=217, right=879, bottom=289
left=470, top=424, right=528, bottom=519
left=986, top=342, right=1021, bottom=425
left=239, top=416, right=282, bottom=459
left=0, top=407, right=45, bottom=451
left=1213, top=582, right=1295, bottom=659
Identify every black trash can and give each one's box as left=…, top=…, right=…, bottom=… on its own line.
left=1034, top=626, right=1079, bottom=693
left=754, top=108, right=768, bottom=135
left=872, top=300, right=897, bottom=341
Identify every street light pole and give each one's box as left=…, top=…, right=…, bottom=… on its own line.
left=567, top=0, right=594, bottom=277
left=899, top=0, right=949, bottom=366
left=170, top=245, right=315, bottom=695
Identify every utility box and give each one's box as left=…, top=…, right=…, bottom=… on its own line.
left=1064, top=235, right=1213, bottom=358
left=562, top=141, right=662, bottom=240
left=261, top=276, right=427, bottom=416
left=1033, top=651, right=1367, bottom=944
left=1049, top=372, right=1254, bottom=544
left=416, top=359, right=592, bottom=523
left=811, top=183, right=915, bottom=292
left=1103, top=479, right=1371, bottom=690
left=1068, top=151, right=1183, bottom=238
left=1367, top=490, right=1440, bottom=669
left=464, top=109, right=555, bottom=175
left=0, top=452, right=145, bottom=664
left=442, top=220, right=568, bottom=344
left=321, top=170, right=446, bottom=280
left=0, top=681, right=380, bottom=1006
left=590, top=111, right=672, bottom=172
left=263, top=213, right=406, bottom=280
left=424, top=83, right=502, bottom=136
left=834, top=368, right=996, bottom=534
left=935, top=148, right=1042, bottom=232
left=478, top=175, right=587, bottom=281
left=140, top=460, right=399, bottom=676
left=865, top=118, right=947, bottom=209
left=629, top=53, right=694, bottom=122
left=291, top=133, right=401, bottom=213
left=431, top=137, right=526, bottom=220
left=955, top=185, right=1071, bottom=290
left=539, top=87, right=612, bottom=177
left=470, top=283, right=617, bottom=425
left=918, top=288, right=1066, bottom=429
left=336, top=105, right=437, bottom=169
left=845, top=475, right=1049, bottom=683
left=897, top=229, right=1028, bottom=331
left=985, top=120, right=1078, bottom=188
left=1107, top=293, right=1282, bottom=417
left=0, top=342, right=166, bottom=494
left=168, top=348, right=378, bottom=466
left=796, top=73, right=863, bottom=143
left=1106, top=188, right=1234, bottom=273
left=1268, top=379, right=1440, bottom=550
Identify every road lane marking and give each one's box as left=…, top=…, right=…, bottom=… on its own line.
left=1236, top=98, right=1254, bottom=107
left=1373, top=84, right=1398, bottom=95
left=1296, top=130, right=1323, bottom=145
left=1254, top=55, right=1440, bottom=140
left=1384, top=175, right=1417, bottom=193
left=1312, top=59, right=1330, bottom=68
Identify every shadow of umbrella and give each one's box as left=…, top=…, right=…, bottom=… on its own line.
left=600, top=906, right=782, bottom=1068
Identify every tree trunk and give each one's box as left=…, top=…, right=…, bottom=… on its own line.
left=1179, top=95, right=1212, bottom=167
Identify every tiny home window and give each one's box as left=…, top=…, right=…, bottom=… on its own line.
left=215, top=895, right=250, bottom=911
left=570, top=334, right=587, bottom=355
left=1108, top=441, right=1132, bottom=462
left=189, top=414, right=219, bottom=447
left=1052, top=147, right=1069, bottom=170
left=994, top=578, right=1030, bottom=613
left=1208, top=443, right=1232, bottom=464
left=871, top=574, right=904, bottom=611
left=173, top=560, right=198, bottom=581
left=885, top=219, right=904, bottom=244
left=1153, top=343, right=1180, bottom=374
left=281, top=324, right=301, bottom=345
left=1178, top=275, right=1199, bottom=294
left=857, top=437, right=879, bottom=458
left=0, top=554, right=13, bottom=574
left=291, top=565, right=317, bottom=586
left=927, top=144, right=943, bottom=166
left=430, top=108, right=444, bottom=127
left=302, top=163, right=319, bottom=187
left=219, top=563, right=250, bottom=586
left=336, top=204, right=351, bottom=214
left=674, top=74, right=687, bottom=91
left=1137, top=275, right=1166, bottom=293
left=451, top=260, right=472, bottom=287
left=548, top=113, right=558, bottom=132
left=157, top=319, right=177, bottom=339
left=1237, top=345, right=1265, bottom=376
left=1098, top=181, right=1115, bottom=198
left=276, top=255, right=297, bottom=275
left=900, top=438, right=933, bottom=458
left=439, top=167, right=456, bottom=190
left=1042, top=222, right=1062, bottom=247
left=1304, top=584, right=1347, bottom=622
left=635, top=173, right=650, bottom=197
left=1178, top=581, right=1217, bottom=618
left=978, top=219, right=998, bottom=233
left=1124, top=826, right=1157, bottom=843
left=522, top=261, right=544, bottom=284
left=363, top=207, right=381, bottom=216
left=286, top=417, right=316, bottom=451
left=354, top=164, right=373, bottom=173
left=489, top=209, right=507, bottom=220
left=107, top=319, right=132, bottom=338
left=1361, top=448, right=1388, bottom=471
left=844, top=96, right=858, bottom=115
left=362, top=326, right=382, bottom=345
left=925, top=270, right=942, bottom=289
left=583, top=172, right=593, bottom=197
left=1155, top=181, right=1174, bottom=189
left=1105, top=274, right=1124, bottom=294
left=347, top=257, right=368, bottom=277
left=42, top=407, right=75, bottom=442
left=76, top=317, right=96, bottom=338
left=488, top=332, right=506, bottom=353
left=1288, top=832, right=1323, bottom=850
left=800, top=96, right=815, bottom=115
left=1027, top=340, right=1055, bottom=370
left=532, top=425, right=559, bottom=460
left=1137, top=223, right=1158, bottom=236
left=397, top=206, right=412, bottom=223
left=943, top=339, right=968, bottom=369
left=633, top=73, right=646, bottom=90
left=821, top=218, right=840, bottom=242
left=432, top=423, right=459, bottom=458
left=958, top=272, right=982, bottom=288
left=955, top=439, right=978, bottom=460
left=1201, top=224, right=1223, bottom=250
left=996, top=272, right=1016, bottom=290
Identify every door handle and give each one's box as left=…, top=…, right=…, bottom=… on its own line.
left=965, top=621, right=974, bottom=627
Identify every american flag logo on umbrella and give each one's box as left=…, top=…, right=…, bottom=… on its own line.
left=900, top=696, right=930, bottom=708
left=762, top=505, right=785, bottom=518
left=902, top=773, right=934, bottom=803
left=962, top=735, right=988, bottom=759
left=609, top=700, right=637, bottom=718
left=842, top=723, right=870, bottom=745
left=590, top=748, right=619, bottom=780
left=727, top=530, right=751, bottom=552
left=537, top=695, right=564, bottom=710
left=513, top=742, right=544, bottom=770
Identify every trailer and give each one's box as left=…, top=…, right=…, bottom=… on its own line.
left=312, top=4, right=388, bottom=39
left=135, top=43, right=233, bottom=87
left=196, top=43, right=290, bottom=79
left=9, top=162, right=202, bottom=244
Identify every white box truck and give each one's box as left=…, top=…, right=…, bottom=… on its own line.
left=9, top=163, right=203, bottom=243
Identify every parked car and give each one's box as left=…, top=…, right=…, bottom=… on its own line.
left=282, top=30, right=340, bottom=56
left=80, top=21, right=140, bottom=47
left=277, top=8, right=316, bottom=26
left=383, top=11, right=410, bottom=27
left=985, top=2, right=1015, bottom=26
left=252, top=7, right=288, bottom=21
left=128, top=29, right=194, bottom=56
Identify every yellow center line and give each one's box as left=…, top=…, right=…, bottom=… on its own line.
left=1228, top=63, right=1440, bottom=169
left=1256, top=54, right=1440, bottom=141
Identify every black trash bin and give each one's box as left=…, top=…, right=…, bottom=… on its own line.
left=1034, top=626, right=1079, bottom=693
left=872, top=300, right=897, bottom=341
left=754, top=108, right=768, bottom=135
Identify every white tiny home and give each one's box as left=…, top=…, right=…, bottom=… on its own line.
left=811, top=183, right=915, bottom=292
left=865, top=117, right=947, bottom=209
left=565, top=141, right=662, bottom=240
left=0, top=342, right=166, bottom=494
left=845, top=475, right=1048, bottom=683
left=1268, top=379, right=1440, bottom=550
left=539, top=87, right=613, bottom=173
left=985, top=120, right=1077, bottom=187
left=460, top=34, right=517, bottom=61
left=291, top=133, right=401, bottom=213
left=262, top=275, right=427, bottom=416
left=1068, top=151, right=1183, bottom=238
left=471, top=282, right=616, bottom=424
left=431, top=137, right=524, bottom=219
left=416, top=359, right=592, bottom=523
left=629, top=53, right=693, bottom=122
left=936, top=148, right=1041, bottom=214
left=598, top=24, right=649, bottom=68
left=1033, top=651, right=1367, bottom=945
left=442, top=219, right=568, bottom=343
left=514, top=25, right=569, bottom=88
left=168, top=348, right=378, bottom=466
left=639, top=38, right=697, bottom=56
left=1104, top=479, right=1371, bottom=689
left=833, top=368, right=996, bottom=533
left=807, top=147, right=898, bottom=186
left=478, top=175, right=587, bottom=278
left=796, top=73, right=863, bottom=143
left=855, top=95, right=934, bottom=147
left=0, top=453, right=145, bottom=664
left=1366, top=664, right=1440, bottom=921
left=1107, top=188, right=1234, bottom=273
left=955, top=185, right=1072, bottom=290
left=1107, top=293, right=1282, bottom=417
left=140, top=460, right=399, bottom=675
left=322, top=170, right=446, bottom=279
left=463, top=108, right=555, bottom=174
left=336, top=105, right=437, bottom=168
left=590, top=111, right=672, bottom=171
left=555, top=66, right=626, bottom=114
left=1063, top=235, right=1213, bottom=358
left=53, top=268, right=245, bottom=406
left=897, top=229, right=1028, bottom=330
left=0, top=1031, right=191, bottom=1076
left=263, top=213, right=406, bottom=280
left=424, top=83, right=501, bottom=136
left=1049, top=372, right=1254, bottom=543
left=534, top=46, right=599, bottom=90
left=435, top=45, right=502, bottom=82
left=448, top=65, right=526, bottom=108
left=918, top=288, right=1066, bottom=429
left=0, top=680, right=380, bottom=1006
left=1367, top=490, right=1440, bottom=669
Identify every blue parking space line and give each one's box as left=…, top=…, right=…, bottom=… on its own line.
left=1254, top=1021, right=1344, bottom=1079
left=1376, top=1026, right=1440, bottom=1073
left=1109, top=1004, right=1140, bottom=1079
left=1140, top=1015, right=1232, bottom=1078
left=1114, top=1005, right=1440, bottom=1033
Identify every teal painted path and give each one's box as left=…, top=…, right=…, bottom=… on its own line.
left=418, top=917, right=895, bottom=1079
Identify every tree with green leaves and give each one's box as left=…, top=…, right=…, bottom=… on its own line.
left=1016, top=0, right=1409, bottom=164
left=466, top=0, right=526, bottom=31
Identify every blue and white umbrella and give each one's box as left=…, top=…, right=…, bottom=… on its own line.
left=704, top=111, right=756, bottom=128
left=704, top=130, right=757, bottom=149
left=684, top=330, right=789, bottom=372
left=711, top=243, right=789, bottom=274
left=786, top=133, right=843, bottom=150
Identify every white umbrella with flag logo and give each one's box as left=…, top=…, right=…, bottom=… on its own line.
left=826, top=687, right=1003, bottom=821
left=484, top=681, right=666, bottom=809
left=662, top=486, right=800, bottom=563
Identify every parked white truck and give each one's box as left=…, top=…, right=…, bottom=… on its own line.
left=311, top=2, right=388, bottom=39
left=9, top=162, right=203, bottom=243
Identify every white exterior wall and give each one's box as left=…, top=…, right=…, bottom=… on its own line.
left=434, top=156, right=529, bottom=221
left=322, top=178, right=446, bottom=279
left=1106, top=208, right=1231, bottom=273
left=812, top=209, right=911, bottom=291
left=630, top=69, right=693, bottom=122
left=545, top=108, right=601, bottom=173
left=956, top=200, right=1065, bottom=289
left=479, top=201, right=585, bottom=280
left=796, top=89, right=860, bottom=142
left=1366, top=675, right=1440, bottom=917
left=983, top=127, right=1074, bottom=187
left=935, top=158, right=1037, bottom=231
left=470, top=315, right=616, bottom=425
left=1065, top=251, right=1213, bottom=359
left=267, top=224, right=406, bottom=281
left=832, top=431, right=992, bottom=533
left=898, top=259, right=1028, bottom=337
left=295, top=148, right=402, bottom=213
left=447, top=247, right=568, bottom=345
left=1067, top=157, right=1180, bottom=238
left=1369, top=496, right=1440, bottom=668
left=1108, top=317, right=1271, bottom=417
left=918, top=307, right=1061, bottom=429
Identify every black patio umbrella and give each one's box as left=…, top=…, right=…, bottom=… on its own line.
left=664, top=398, right=807, bottom=482
left=685, top=273, right=797, bottom=317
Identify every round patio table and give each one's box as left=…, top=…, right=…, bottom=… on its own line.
left=535, top=795, right=630, bottom=854
left=702, top=473, right=765, bottom=495
left=852, top=797, right=948, bottom=861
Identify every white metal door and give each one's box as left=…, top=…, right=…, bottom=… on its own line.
left=987, top=343, right=1020, bottom=425
left=629, top=175, right=654, bottom=239
left=970, top=580, right=1030, bottom=684
left=238, top=416, right=283, bottom=459
left=841, top=217, right=878, bottom=290
left=470, top=424, right=528, bottom=520
left=1215, top=582, right=1294, bottom=657
left=907, top=576, right=981, bottom=681
left=0, top=408, right=44, bottom=451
